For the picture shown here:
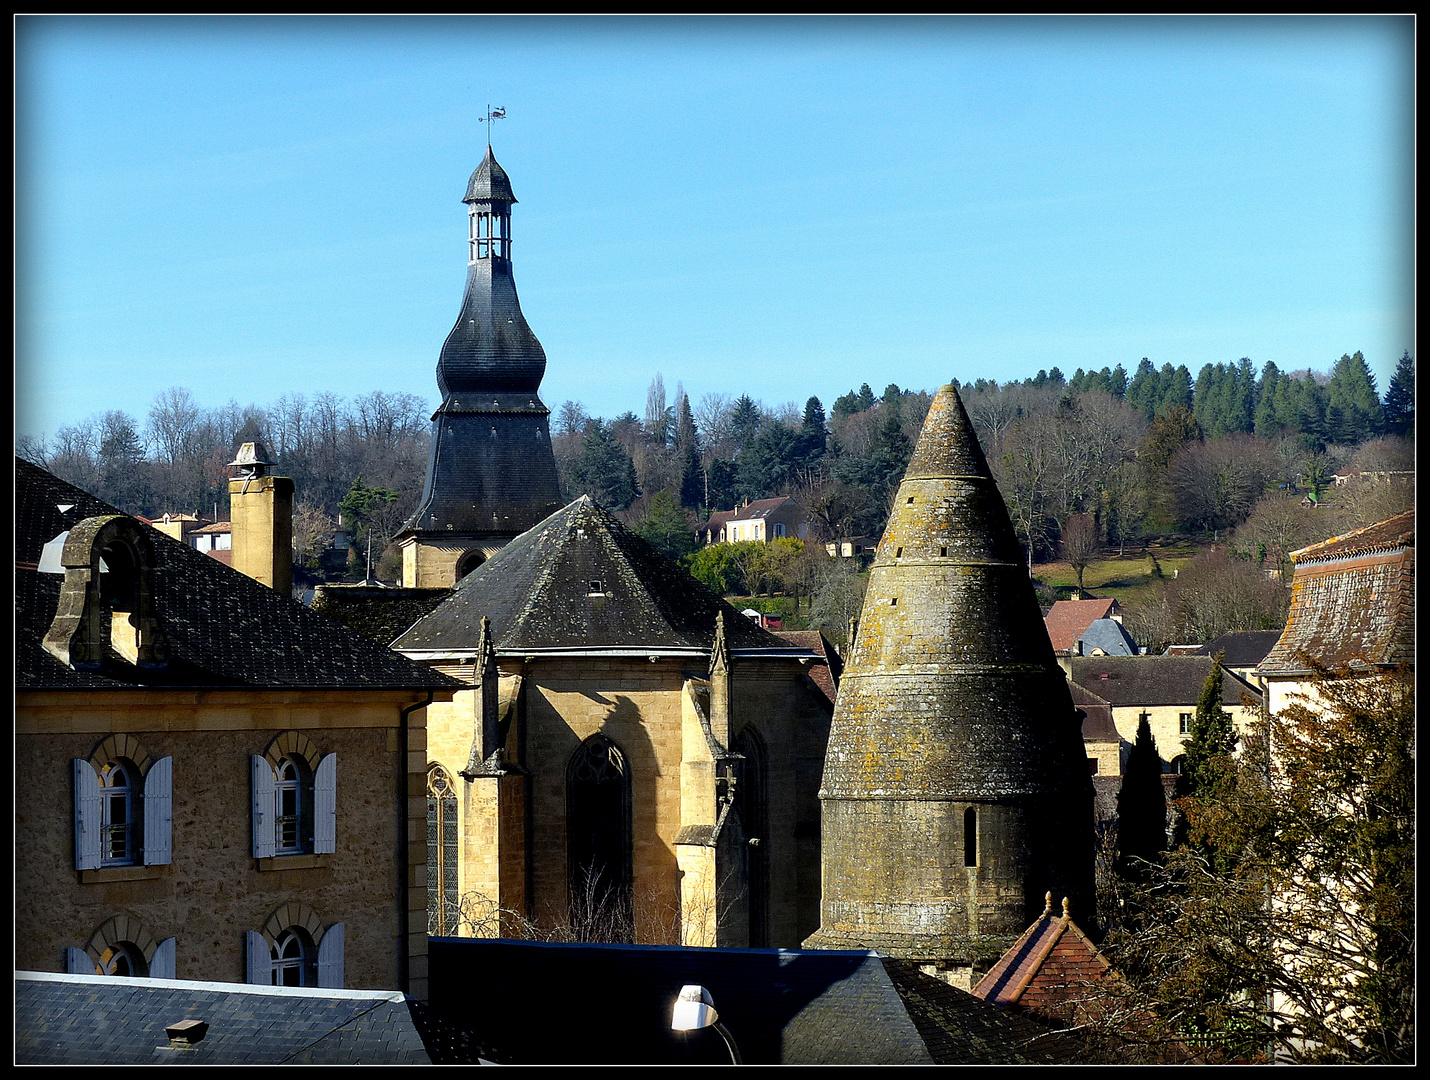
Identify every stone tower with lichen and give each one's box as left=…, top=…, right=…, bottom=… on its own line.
left=805, top=384, right=1096, bottom=987
left=398, top=146, right=563, bottom=588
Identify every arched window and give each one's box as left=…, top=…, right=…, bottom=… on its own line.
left=567, top=735, right=632, bottom=942
left=455, top=550, right=486, bottom=582
left=964, top=807, right=978, bottom=868
left=271, top=927, right=315, bottom=987
left=275, top=757, right=309, bottom=855
left=733, top=727, right=769, bottom=948
left=97, top=941, right=148, bottom=978
left=427, top=765, right=460, bottom=936
left=99, top=760, right=138, bottom=866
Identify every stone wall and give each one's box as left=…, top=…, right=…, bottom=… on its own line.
left=16, top=690, right=428, bottom=995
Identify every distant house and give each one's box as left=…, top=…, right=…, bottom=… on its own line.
left=1068, top=656, right=1262, bottom=774
left=1044, top=598, right=1138, bottom=672
left=824, top=535, right=879, bottom=559
left=699, top=497, right=808, bottom=545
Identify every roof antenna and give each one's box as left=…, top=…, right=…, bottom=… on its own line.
left=479, top=105, right=506, bottom=150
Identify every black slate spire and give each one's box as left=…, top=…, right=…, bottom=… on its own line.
left=402, top=148, right=563, bottom=574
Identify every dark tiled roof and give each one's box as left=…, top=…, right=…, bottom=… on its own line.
left=463, top=145, right=516, bottom=204
left=729, top=496, right=795, bottom=521
left=425, top=938, right=1081, bottom=1065
left=883, top=957, right=1084, bottom=1063
left=1068, top=656, right=1258, bottom=708
left=697, top=509, right=736, bottom=534
left=1069, top=681, right=1119, bottom=742
left=1188, top=630, right=1282, bottom=668
left=1044, top=599, right=1117, bottom=652
left=311, top=585, right=453, bottom=646
left=16, top=458, right=459, bottom=692
left=1261, top=510, right=1414, bottom=675
left=394, top=497, right=803, bottom=656
left=15, top=972, right=430, bottom=1065
left=775, top=629, right=843, bottom=706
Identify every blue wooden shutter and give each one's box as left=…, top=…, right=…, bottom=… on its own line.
left=245, top=930, right=272, bottom=985
left=317, top=922, right=345, bottom=988
left=150, top=936, right=176, bottom=980
left=313, top=753, right=337, bottom=854
left=143, top=756, right=173, bottom=866
left=65, top=947, right=91, bottom=974
left=73, top=759, right=102, bottom=870
left=252, top=756, right=276, bottom=859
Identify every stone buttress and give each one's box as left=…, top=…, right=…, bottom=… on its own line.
left=805, top=384, right=1096, bottom=985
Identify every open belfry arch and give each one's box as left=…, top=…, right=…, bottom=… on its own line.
left=398, top=143, right=563, bottom=588
left=805, top=384, right=1096, bottom=989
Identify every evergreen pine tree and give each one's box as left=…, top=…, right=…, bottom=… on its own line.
left=1162, top=364, right=1194, bottom=412
left=1382, top=350, right=1414, bottom=437
left=675, top=394, right=703, bottom=509
left=1116, top=716, right=1167, bottom=880
left=1180, top=652, right=1241, bottom=871
left=1326, top=351, right=1384, bottom=442
left=1128, top=358, right=1159, bottom=417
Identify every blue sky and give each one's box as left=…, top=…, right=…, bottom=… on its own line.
left=16, top=16, right=1414, bottom=442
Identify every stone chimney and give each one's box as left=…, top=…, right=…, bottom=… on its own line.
left=227, top=438, right=293, bottom=595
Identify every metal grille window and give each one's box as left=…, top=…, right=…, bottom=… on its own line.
left=276, top=758, right=304, bottom=854
left=100, top=762, right=135, bottom=866
left=427, top=766, right=460, bottom=935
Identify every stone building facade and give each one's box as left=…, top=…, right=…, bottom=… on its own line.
left=806, top=385, right=1096, bottom=988
left=393, top=496, right=834, bottom=949
left=16, top=459, right=458, bottom=997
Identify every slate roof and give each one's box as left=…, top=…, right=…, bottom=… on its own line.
left=1187, top=630, right=1282, bottom=669
left=310, top=584, right=453, bottom=646
left=424, top=937, right=1082, bottom=1065
left=463, top=144, right=516, bottom=204
left=1069, top=656, right=1260, bottom=709
left=1078, top=617, right=1139, bottom=656
left=1069, top=681, right=1120, bottom=743
left=972, top=896, right=1111, bottom=1023
left=1260, top=510, right=1414, bottom=675
left=729, top=496, right=796, bottom=522
left=775, top=629, right=843, bottom=707
left=1044, top=598, right=1119, bottom=652
left=15, top=971, right=430, bottom=1065
left=16, top=458, right=459, bottom=692
left=394, top=496, right=808, bottom=657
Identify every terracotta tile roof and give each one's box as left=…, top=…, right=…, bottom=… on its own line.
left=697, top=509, right=736, bottom=535
left=1044, top=598, right=1117, bottom=652
left=1260, top=510, right=1414, bottom=676
left=774, top=629, right=844, bottom=706
left=192, top=520, right=232, bottom=534
left=204, top=548, right=233, bottom=566
left=1290, top=508, right=1413, bottom=563
left=972, top=894, right=1111, bottom=1024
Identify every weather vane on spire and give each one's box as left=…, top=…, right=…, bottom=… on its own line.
left=479, top=105, right=506, bottom=148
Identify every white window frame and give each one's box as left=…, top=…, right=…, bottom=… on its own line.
left=74, top=755, right=172, bottom=871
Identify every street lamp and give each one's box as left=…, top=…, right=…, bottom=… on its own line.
left=671, top=984, right=742, bottom=1064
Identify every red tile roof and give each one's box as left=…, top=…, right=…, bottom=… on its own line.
left=774, top=629, right=843, bottom=706
left=972, top=894, right=1111, bottom=1024
left=205, top=548, right=233, bottom=566
left=1290, top=508, right=1413, bottom=563
left=1043, top=598, right=1117, bottom=653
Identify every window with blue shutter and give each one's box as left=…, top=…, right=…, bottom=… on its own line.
left=149, top=936, right=176, bottom=980
left=313, top=754, right=337, bottom=854
left=252, top=756, right=277, bottom=858
left=317, top=922, right=345, bottom=988
left=73, top=760, right=102, bottom=870
left=245, top=930, right=272, bottom=985
left=143, top=756, right=172, bottom=866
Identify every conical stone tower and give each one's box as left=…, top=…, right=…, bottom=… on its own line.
left=805, top=384, right=1096, bottom=986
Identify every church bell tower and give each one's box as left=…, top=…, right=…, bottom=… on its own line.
left=399, top=145, right=564, bottom=588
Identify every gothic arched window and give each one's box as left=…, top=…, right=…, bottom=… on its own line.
left=733, top=726, right=769, bottom=948
left=99, top=760, right=137, bottom=866
left=427, top=765, right=460, bottom=935
left=567, top=735, right=632, bottom=942
left=271, top=927, right=315, bottom=987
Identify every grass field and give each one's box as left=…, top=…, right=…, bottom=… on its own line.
left=1033, top=540, right=1201, bottom=613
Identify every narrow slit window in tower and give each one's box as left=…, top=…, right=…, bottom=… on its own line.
left=964, top=807, right=978, bottom=867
